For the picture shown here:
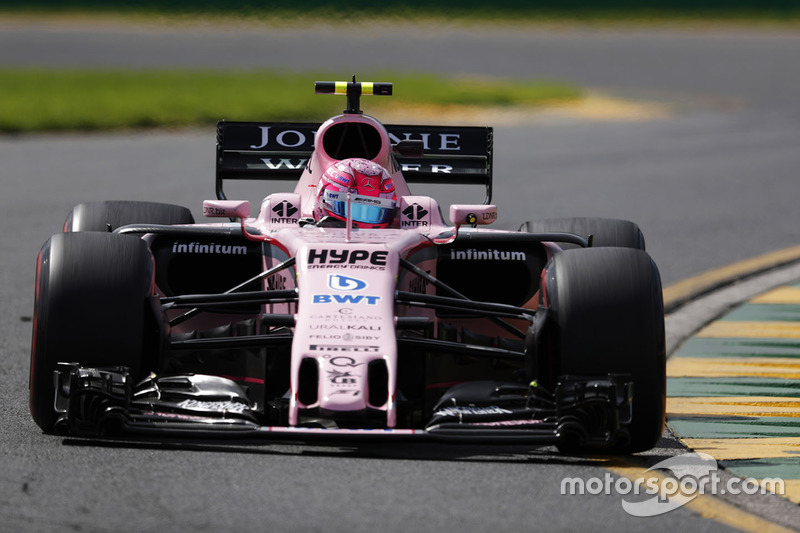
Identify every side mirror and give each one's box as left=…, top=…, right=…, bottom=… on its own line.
left=203, top=200, right=250, bottom=219
left=449, top=204, right=497, bottom=226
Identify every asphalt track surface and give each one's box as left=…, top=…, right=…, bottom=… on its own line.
left=1, top=19, right=800, bottom=532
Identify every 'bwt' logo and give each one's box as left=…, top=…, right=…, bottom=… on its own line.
left=328, top=274, right=367, bottom=292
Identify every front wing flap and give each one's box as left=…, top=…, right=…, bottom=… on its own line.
left=52, top=363, right=632, bottom=446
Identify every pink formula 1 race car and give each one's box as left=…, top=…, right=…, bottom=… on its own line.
left=30, top=80, right=665, bottom=453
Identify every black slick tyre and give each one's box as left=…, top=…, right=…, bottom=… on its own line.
left=541, top=247, right=665, bottom=453
left=30, top=232, right=157, bottom=433
left=64, top=200, right=194, bottom=232
left=521, top=217, right=645, bottom=249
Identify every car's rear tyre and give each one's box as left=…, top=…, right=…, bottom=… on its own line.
left=64, top=200, right=194, bottom=232
left=30, top=232, right=158, bottom=433
left=521, top=217, right=645, bottom=249
left=540, top=247, right=665, bottom=453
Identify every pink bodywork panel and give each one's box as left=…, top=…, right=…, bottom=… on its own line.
left=182, top=112, right=559, bottom=428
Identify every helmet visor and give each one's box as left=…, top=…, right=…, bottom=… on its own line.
left=322, top=189, right=396, bottom=225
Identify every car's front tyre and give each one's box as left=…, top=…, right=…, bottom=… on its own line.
left=30, top=232, right=159, bottom=433
left=539, top=247, right=665, bottom=453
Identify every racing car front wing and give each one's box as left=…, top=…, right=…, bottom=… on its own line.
left=51, top=363, right=633, bottom=447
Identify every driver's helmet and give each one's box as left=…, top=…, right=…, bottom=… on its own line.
left=314, top=158, right=397, bottom=228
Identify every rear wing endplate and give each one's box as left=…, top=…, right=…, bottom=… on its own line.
left=216, top=121, right=494, bottom=203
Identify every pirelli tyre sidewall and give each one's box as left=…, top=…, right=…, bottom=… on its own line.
left=521, top=217, right=646, bottom=250
left=542, top=247, right=666, bottom=453
left=64, top=200, right=194, bottom=232
left=30, top=232, right=156, bottom=433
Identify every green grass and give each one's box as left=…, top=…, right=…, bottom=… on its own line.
left=0, top=70, right=582, bottom=133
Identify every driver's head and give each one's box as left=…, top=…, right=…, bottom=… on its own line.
left=314, top=158, right=396, bottom=228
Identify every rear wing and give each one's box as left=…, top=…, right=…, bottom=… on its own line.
left=215, top=121, right=494, bottom=203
